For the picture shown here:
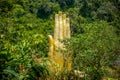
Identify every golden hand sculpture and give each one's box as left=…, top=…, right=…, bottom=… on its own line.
left=48, top=11, right=71, bottom=72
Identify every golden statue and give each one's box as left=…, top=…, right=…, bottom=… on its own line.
left=48, top=11, right=71, bottom=73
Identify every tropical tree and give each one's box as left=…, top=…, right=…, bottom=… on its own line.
left=70, top=21, right=120, bottom=80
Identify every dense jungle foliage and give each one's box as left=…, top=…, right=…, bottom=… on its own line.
left=0, top=0, right=120, bottom=80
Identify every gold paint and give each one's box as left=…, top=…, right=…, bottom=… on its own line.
left=48, top=11, right=71, bottom=73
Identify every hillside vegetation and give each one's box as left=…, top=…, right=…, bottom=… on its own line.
left=0, top=0, right=120, bottom=80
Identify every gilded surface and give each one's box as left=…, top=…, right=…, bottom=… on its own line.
left=48, top=11, right=71, bottom=73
